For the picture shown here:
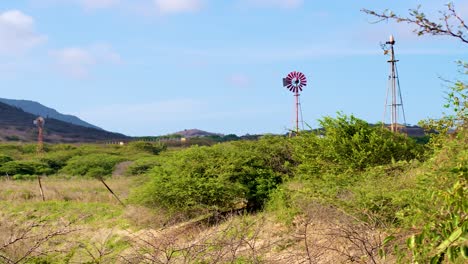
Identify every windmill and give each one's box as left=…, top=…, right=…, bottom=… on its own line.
left=33, top=116, right=45, bottom=153
left=283, top=71, right=307, bottom=134
left=381, top=35, right=407, bottom=133
left=33, top=116, right=46, bottom=201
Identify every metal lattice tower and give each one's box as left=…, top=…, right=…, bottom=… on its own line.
left=33, top=116, right=46, bottom=201
left=283, top=71, right=307, bottom=134
left=34, top=117, right=45, bottom=153
left=382, top=35, right=407, bottom=133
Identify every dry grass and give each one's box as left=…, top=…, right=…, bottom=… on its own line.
left=119, top=205, right=391, bottom=264
left=0, top=177, right=136, bottom=263
left=0, top=178, right=395, bottom=263
left=0, top=176, right=133, bottom=204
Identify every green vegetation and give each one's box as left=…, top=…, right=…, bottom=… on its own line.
left=0, top=160, right=53, bottom=176
left=126, top=141, right=167, bottom=155
left=1, top=90, right=466, bottom=262
left=131, top=136, right=294, bottom=218
left=60, top=153, right=125, bottom=177
left=0, top=51, right=466, bottom=264
left=0, top=101, right=465, bottom=262
left=293, top=113, right=423, bottom=174
left=0, top=141, right=169, bottom=178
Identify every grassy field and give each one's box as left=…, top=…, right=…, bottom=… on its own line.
left=0, top=176, right=396, bottom=263
left=0, top=107, right=466, bottom=263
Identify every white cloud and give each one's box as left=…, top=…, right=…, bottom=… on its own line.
left=154, top=0, right=204, bottom=14
left=50, top=44, right=121, bottom=78
left=79, top=0, right=120, bottom=10
left=243, top=0, right=303, bottom=9
left=50, top=47, right=95, bottom=78
left=0, top=10, right=46, bottom=55
left=29, top=0, right=120, bottom=10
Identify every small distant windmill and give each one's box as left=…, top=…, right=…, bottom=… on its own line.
left=33, top=116, right=46, bottom=201
left=33, top=116, right=45, bottom=153
left=283, top=71, right=307, bottom=134
left=381, top=35, right=407, bottom=133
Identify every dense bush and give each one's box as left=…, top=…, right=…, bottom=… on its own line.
left=39, top=151, right=78, bottom=173
left=0, top=154, right=13, bottom=165
left=0, top=144, right=22, bottom=158
left=48, top=144, right=77, bottom=152
left=292, top=113, right=424, bottom=175
left=59, top=153, right=125, bottom=177
left=0, top=160, right=53, bottom=176
left=132, top=136, right=294, bottom=217
left=125, top=157, right=161, bottom=175
left=267, top=114, right=429, bottom=227
left=20, top=144, right=45, bottom=154
left=126, top=141, right=167, bottom=155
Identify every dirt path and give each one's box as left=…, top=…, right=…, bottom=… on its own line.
left=113, top=161, right=133, bottom=177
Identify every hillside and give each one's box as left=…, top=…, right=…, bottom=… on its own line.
left=0, top=102, right=128, bottom=143
left=174, top=128, right=223, bottom=138
left=0, top=98, right=102, bottom=130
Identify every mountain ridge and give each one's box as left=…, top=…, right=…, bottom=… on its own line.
left=0, top=101, right=128, bottom=143
left=0, top=98, right=102, bottom=130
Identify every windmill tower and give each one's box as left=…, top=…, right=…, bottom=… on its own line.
left=283, top=71, right=307, bottom=134
left=34, top=116, right=45, bottom=153
left=382, top=35, right=407, bottom=132
left=33, top=116, right=46, bottom=201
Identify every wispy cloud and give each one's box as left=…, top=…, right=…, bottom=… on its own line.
left=79, top=0, right=120, bottom=10
left=50, top=44, right=122, bottom=78
left=28, top=0, right=119, bottom=10
left=29, top=0, right=121, bottom=10
left=241, top=0, right=303, bottom=9
left=30, top=0, right=206, bottom=15
left=0, top=10, right=46, bottom=55
left=50, top=47, right=95, bottom=78
left=154, top=0, right=204, bottom=14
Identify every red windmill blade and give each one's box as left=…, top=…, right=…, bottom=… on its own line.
left=283, top=71, right=307, bottom=93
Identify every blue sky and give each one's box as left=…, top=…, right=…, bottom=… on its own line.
left=0, top=0, right=467, bottom=136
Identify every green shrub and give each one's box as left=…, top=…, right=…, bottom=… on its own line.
left=132, top=136, right=294, bottom=217
left=12, top=174, right=37, bottom=180
left=0, top=160, right=53, bottom=176
left=0, top=154, right=13, bottom=165
left=0, top=144, right=23, bottom=158
left=59, top=154, right=125, bottom=177
left=126, top=141, right=167, bottom=155
left=74, top=144, right=120, bottom=156
left=20, top=144, right=48, bottom=154
left=39, top=151, right=78, bottom=173
left=48, top=144, right=77, bottom=151
left=5, top=135, right=20, bottom=141
left=293, top=113, right=424, bottom=175
left=126, top=157, right=161, bottom=175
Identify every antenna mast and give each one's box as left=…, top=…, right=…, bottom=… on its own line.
left=382, top=35, right=407, bottom=132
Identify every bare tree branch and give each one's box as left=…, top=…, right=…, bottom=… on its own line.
left=362, top=3, right=468, bottom=44
left=0, top=216, right=82, bottom=264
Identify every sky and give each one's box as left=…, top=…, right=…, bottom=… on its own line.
left=0, top=0, right=467, bottom=136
